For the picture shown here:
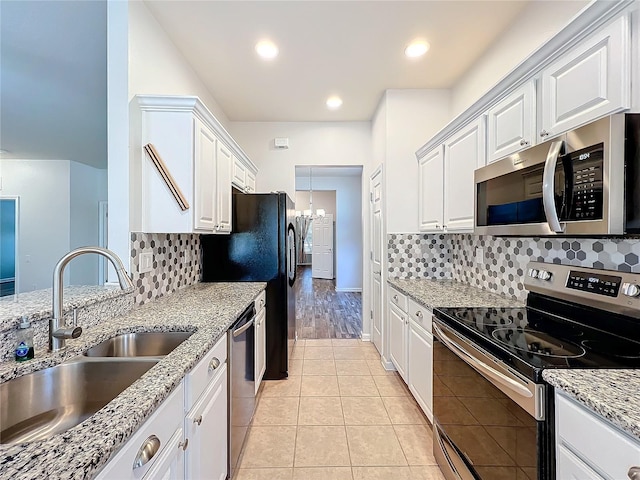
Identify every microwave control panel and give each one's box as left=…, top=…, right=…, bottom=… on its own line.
left=570, top=143, right=604, bottom=221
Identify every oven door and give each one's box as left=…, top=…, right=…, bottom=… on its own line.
left=432, top=319, right=547, bottom=480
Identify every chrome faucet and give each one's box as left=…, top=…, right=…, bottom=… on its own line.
left=50, top=246, right=134, bottom=351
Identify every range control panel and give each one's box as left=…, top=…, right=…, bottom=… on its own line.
left=566, top=271, right=621, bottom=297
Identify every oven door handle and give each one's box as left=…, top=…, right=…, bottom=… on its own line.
left=433, top=322, right=533, bottom=400
left=542, top=140, right=566, bottom=233
left=232, top=318, right=255, bottom=337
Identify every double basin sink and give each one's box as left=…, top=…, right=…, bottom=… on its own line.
left=0, top=332, right=193, bottom=445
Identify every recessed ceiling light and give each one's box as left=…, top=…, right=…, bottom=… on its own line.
left=255, top=40, right=278, bottom=60
left=405, top=41, right=430, bottom=58
left=326, top=96, right=343, bottom=110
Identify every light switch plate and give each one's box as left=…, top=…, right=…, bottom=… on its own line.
left=475, top=247, right=484, bottom=264
left=139, top=252, right=153, bottom=274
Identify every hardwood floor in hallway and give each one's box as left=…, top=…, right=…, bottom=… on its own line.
left=235, top=339, right=445, bottom=480
left=295, top=266, right=362, bottom=339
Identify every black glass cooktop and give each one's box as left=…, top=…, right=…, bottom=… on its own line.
left=434, top=301, right=640, bottom=382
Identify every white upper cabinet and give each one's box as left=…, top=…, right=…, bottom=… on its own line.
left=487, top=81, right=536, bottom=163
left=232, top=155, right=258, bottom=193
left=194, top=119, right=217, bottom=232
left=418, top=146, right=444, bottom=232
left=216, top=142, right=232, bottom=233
left=131, top=95, right=257, bottom=234
left=443, top=117, right=486, bottom=232
left=540, top=15, right=630, bottom=139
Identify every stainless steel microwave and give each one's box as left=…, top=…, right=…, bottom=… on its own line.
left=475, top=114, right=640, bottom=236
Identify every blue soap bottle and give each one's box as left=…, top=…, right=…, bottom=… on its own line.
left=15, top=317, right=34, bottom=362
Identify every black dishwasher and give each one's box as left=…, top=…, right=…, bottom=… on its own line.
left=228, top=302, right=256, bottom=478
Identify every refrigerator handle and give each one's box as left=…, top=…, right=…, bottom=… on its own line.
left=287, top=223, right=297, bottom=286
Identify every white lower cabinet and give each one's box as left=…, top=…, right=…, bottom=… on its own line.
left=97, top=334, right=230, bottom=480
left=387, top=287, right=434, bottom=420
left=555, top=391, right=640, bottom=479
left=96, top=384, right=185, bottom=480
left=254, top=291, right=267, bottom=394
left=407, top=319, right=433, bottom=422
left=184, top=362, right=228, bottom=480
left=388, top=301, right=408, bottom=382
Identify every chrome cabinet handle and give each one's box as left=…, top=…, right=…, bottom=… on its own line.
left=133, top=435, right=161, bottom=469
left=178, top=438, right=189, bottom=451
left=259, top=299, right=265, bottom=308
left=373, top=271, right=381, bottom=277
left=208, top=357, right=221, bottom=372
left=540, top=129, right=549, bottom=137
left=415, top=311, right=423, bottom=318
left=629, top=466, right=640, bottom=479
left=393, top=295, right=398, bottom=301
left=520, top=139, right=530, bottom=146
left=194, top=415, right=203, bottom=426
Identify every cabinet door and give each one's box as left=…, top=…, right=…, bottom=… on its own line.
left=540, top=15, right=629, bottom=138
left=193, top=119, right=216, bottom=232
left=408, top=322, right=433, bottom=422
left=254, top=308, right=266, bottom=394
left=487, top=81, right=536, bottom=163
left=141, top=428, right=185, bottom=480
left=216, top=142, right=232, bottom=233
left=418, top=146, right=445, bottom=232
left=232, top=156, right=247, bottom=190
left=557, top=445, right=603, bottom=480
left=185, top=364, right=228, bottom=480
left=246, top=171, right=256, bottom=193
left=444, top=117, right=486, bottom=232
left=388, top=303, right=407, bottom=381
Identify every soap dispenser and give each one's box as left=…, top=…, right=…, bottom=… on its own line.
left=15, top=316, right=34, bottom=362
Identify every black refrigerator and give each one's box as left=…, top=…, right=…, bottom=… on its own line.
left=201, top=191, right=297, bottom=379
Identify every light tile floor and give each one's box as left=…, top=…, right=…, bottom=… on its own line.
left=236, top=339, right=446, bottom=480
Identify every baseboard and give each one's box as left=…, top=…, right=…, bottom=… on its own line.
left=381, top=357, right=396, bottom=371
left=335, top=287, right=362, bottom=293
left=360, top=333, right=371, bottom=341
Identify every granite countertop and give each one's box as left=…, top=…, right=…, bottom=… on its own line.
left=543, top=369, right=640, bottom=441
left=387, top=278, right=524, bottom=310
left=0, top=285, right=132, bottom=327
left=0, top=281, right=266, bottom=480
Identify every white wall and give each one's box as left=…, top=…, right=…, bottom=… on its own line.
left=0, top=159, right=70, bottom=292
left=128, top=1, right=229, bottom=128
left=383, top=90, right=451, bottom=232
left=230, top=122, right=371, bottom=197
left=296, top=175, right=362, bottom=292
left=451, top=0, right=590, bottom=116
left=70, top=162, right=108, bottom=285
left=295, top=190, right=336, bottom=218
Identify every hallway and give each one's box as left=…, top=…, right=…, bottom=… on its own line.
left=295, top=266, right=362, bottom=339
left=236, top=339, right=445, bottom=480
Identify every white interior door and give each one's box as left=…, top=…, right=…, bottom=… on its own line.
left=311, top=214, right=334, bottom=279
left=370, top=168, right=383, bottom=353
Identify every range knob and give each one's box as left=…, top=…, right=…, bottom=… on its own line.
left=528, top=268, right=539, bottom=278
left=622, top=282, right=640, bottom=297
left=537, top=270, right=552, bottom=281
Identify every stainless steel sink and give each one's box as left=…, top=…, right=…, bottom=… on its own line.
left=0, top=358, right=158, bottom=444
left=84, top=332, right=193, bottom=357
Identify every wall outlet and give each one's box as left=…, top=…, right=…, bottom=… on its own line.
left=139, top=252, right=153, bottom=274
left=475, top=247, right=484, bottom=264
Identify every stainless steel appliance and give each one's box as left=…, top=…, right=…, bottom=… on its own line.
left=475, top=114, right=640, bottom=236
left=202, top=191, right=297, bottom=380
left=433, top=262, right=640, bottom=480
left=228, top=302, right=256, bottom=479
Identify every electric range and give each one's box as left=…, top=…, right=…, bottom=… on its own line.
left=431, top=261, right=640, bottom=480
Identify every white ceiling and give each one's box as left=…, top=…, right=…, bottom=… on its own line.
left=0, top=1, right=107, bottom=168
left=145, top=0, right=530, bottom=122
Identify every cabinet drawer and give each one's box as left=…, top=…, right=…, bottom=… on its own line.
left=556, top=392, right=640, bottom=479
left=389, top=287, right=408, bottom=312
left=96, top=383, right=184, bottom=479
left=408, top=299, right=432, bottom=333
left=186, top=334, right=228, bottom=410
left=256, top=290, right=266, bottom=313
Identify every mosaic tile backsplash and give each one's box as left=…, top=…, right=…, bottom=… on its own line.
left=387, top=234, right=451, bottom=279
left=388, top=233, right=640, bottom=301
left=130, top=233, right=202, bottom=306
